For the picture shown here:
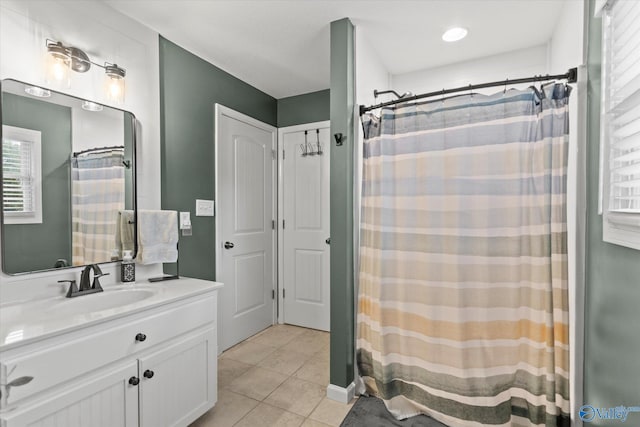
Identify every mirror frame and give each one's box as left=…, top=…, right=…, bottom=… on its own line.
left=0, top=78, right=138, bottom=275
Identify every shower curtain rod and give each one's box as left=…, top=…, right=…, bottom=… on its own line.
left=73, top=145, right=125, bottom=157
left=359, top=67, right=578, bottom=115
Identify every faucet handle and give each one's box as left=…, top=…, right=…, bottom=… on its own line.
left=92, top=272, right=109, bottom=291
left=58, top=280, right=78, bottom=298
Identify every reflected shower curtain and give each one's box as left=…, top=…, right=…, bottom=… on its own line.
left=71, top=148, right=125, bottom=265
left=357, top=84, right=570, bottom=427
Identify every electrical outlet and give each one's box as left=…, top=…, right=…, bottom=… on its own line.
left=196, top=199, right=214, bottom=216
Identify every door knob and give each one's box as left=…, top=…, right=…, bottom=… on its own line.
left=143, top=369, right=155, bottom=379
left=129, top=376, right=140, bottom=386
left=135, top=333, right=147, bottom=342
left=325, top=238, right=331, bottom=245
left=224, top=242, right=235, bottom=249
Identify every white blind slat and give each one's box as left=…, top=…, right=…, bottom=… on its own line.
left=613, top=102, right=640, bottom=126
left=608, top=0, right=640, bottom=214
left=612, top=25, right=640, bottom=59
left=613, top=17, right=640, bottom=51
left=614, top=149, right=640, bottom=163
left=612, top=75, right=640, bottom=107
left=613, top=178, right=640, bottom=188
left=607, top=0, right=640, bottom=217
left=611, top=162, right=640, bottom=175
left=612, top=0, right=640, bottom=35
left=2, top=138, right=35, bottom=213
left=613, top=118, right=640, bottom=139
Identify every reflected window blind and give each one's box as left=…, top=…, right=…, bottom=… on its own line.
left=2, top=138, right=35, bottom=213
left=607, top=0, right=640, bottom=213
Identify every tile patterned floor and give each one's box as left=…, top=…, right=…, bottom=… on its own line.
left=191, top=324, right=355, bottom=427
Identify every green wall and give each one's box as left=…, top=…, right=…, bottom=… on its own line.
left=329, top=18, right=356, bottom=389
left=159, top=37, right=277, bottom=280
left=584, top=0, right=640, bottom=418
left=2, top=93, right=72, bottom=273
left=277, top=89, right=330, bottom=127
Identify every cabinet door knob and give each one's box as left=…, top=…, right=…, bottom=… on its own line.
left=224, top=241, right=235, bottom=249
left=129, top=376, right=140, bottom=386
left=143, top=369, right=155, bottom=379
left=135, top=333, right=147, bottom=342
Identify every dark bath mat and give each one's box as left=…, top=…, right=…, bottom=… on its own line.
left=340, top=396, right=449, bottom=427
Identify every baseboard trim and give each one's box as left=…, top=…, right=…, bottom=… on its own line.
left=327, top=382, right=356, bottom=403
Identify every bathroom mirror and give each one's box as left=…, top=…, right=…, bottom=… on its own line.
left=0, top=79, right=136, bottom=275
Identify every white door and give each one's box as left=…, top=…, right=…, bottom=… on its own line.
left=279, top=123, right=330, bottom=331
left=216, top=105, right=276, bottom=351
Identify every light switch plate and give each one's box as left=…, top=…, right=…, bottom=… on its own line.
left=180, top=211, right=191, bottom=229
left=196, top=199, right=215, bottom=216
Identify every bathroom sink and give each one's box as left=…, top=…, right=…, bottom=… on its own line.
left=48, top=288, right=156, bottom=315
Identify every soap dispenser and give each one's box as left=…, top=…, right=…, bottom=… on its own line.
left=121, top=250, right=135, bottom=283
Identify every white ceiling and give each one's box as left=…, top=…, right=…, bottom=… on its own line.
left=106, top=0, right=567, bottom=99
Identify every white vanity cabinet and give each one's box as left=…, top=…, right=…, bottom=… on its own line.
left=0, top=280, right=221, bottom=427
left=2, top=360, right=140, bottom=427
left=138, top=328, right=216, bottom=427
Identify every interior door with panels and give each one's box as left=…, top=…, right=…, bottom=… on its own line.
left=216, top=104, right=276, bottom=351
left=281, top=124, right=330, bottom=331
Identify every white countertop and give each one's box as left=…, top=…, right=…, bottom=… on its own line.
left=0, top=277, right=223, bottom=351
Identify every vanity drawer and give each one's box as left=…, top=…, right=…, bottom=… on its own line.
left=0, top=292, right=217, bottom=408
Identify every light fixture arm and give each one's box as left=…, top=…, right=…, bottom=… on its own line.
left=46, top=39, right=126, bottom=77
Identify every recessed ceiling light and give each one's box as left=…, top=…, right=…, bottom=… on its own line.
left=442, top=27, right=468, bottom=42
left=82, top=101, right=103, bottom=111
left=24, top=86, right=51, bottom=98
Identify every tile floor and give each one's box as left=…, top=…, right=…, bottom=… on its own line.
left=191, top=324, right=356, bottom=427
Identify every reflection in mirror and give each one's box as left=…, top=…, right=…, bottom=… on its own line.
left=1, top=79, right=136, bottom=275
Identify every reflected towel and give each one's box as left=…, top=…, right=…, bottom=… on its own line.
left=136, top=210, right=178, bottom=265
left=116, top=210, right=135, bottom=255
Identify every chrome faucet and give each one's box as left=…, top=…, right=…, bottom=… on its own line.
left=58, top=264, right=108, bottom=298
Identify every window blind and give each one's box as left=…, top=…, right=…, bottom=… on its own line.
left=607, top=0, right=640, bottom=213
left=2, top=138, right=35, bottom=213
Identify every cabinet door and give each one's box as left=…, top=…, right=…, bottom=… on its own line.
left=1, top=361, right=138, bottom=427
left=138, top=328, right=217, bottom=427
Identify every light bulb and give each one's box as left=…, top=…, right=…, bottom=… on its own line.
left=45, top=52, right=70, bottom=88
left=442, top=27, right=468, bottom=42
left=109, top=79, right=121, bottom=96
left=104, top=64, right=126, bottom=104
left=52, top=60, right=66, bottom=80
left=25, top=86, right=51, bottom=98
left=82, top=101, right=103, bottom=112
left=45, top=41, right=71, bottom=88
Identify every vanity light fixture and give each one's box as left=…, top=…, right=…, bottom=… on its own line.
left=45, top=39, right=127, bottom=103
left=104, top=63, right=126, bottom=104
left=24, top=86, right=51, bottom=98
left=81, top=101, right=103, bottom=112
left=45, top=41, right=71, bottom=87
left=442, top=27, right=468, bottom=42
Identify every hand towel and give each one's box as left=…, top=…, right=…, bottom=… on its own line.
left=136, top=210, right=179, bottom=265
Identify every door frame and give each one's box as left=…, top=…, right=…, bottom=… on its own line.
left=276, top=120, right=331, bottom=325
left=214, top=104, right=278, bottom=348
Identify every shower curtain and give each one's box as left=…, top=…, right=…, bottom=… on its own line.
left=357, top=83, right=570, bottom=427
left=71, top=148, right=125, bottom=265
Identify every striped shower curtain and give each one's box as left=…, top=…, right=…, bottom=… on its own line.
left=357, top=83, right=570, bottom=427
left=71, top=148, right=125, bottom=265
